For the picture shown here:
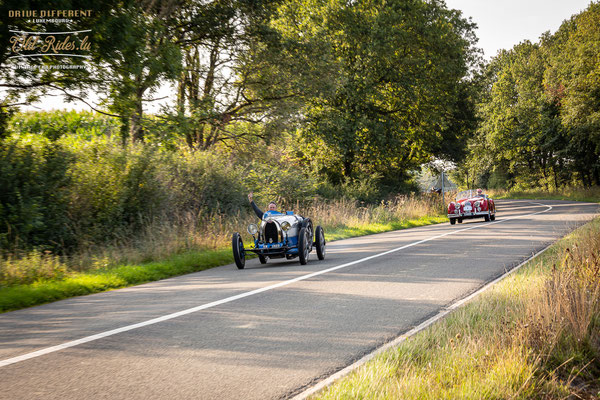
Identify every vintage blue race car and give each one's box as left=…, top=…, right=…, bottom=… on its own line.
left=232, top=211, right=326, bottom=269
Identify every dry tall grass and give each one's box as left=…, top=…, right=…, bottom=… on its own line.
left=299, top=195, right=443, bottom=230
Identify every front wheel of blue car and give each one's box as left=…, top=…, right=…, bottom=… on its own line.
left=315, top=225, right=326, bottom=260
left=298, top=227, right=310, bottom=265
left=232, top=232, right=245, bottom=269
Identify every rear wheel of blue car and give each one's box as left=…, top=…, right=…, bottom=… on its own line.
left=232, top=232, right=245, bottom=269
left=298, top=227, right=310, bottom=265
left=315, top=226, right=326, bottom=260
left=258, top=254, right=267, bottom=264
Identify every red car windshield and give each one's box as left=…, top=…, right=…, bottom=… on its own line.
left=456, top=190, right=486, bottom=201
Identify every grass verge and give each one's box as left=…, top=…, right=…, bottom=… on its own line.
left=0, top=210, right=447, bottom=313
left=310, top=217, right=600, bottom=400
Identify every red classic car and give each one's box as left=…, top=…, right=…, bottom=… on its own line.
left=447, top=189, right=496, bottom=225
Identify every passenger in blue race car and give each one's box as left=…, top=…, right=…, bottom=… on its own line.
left=248, top=192, right=280, bottom=218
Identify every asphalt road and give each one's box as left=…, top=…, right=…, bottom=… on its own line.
left=0, top=200, right=598, bottom=400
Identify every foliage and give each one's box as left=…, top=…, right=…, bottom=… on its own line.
left=272, top=0, right=479, bottom=189
left=163, top=148, right=248, bottom=214
left=0, top=135, right=74, bottom=251
left=166, top=0, right=297, bottom=149
left=90, top=0, right=182, bottom=142
left=465, top=2, right=600, bottom=189
left=65, top=137, right=168, bottom=244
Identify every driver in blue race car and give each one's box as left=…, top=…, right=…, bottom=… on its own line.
left=248, top=192, right=282, bottom=219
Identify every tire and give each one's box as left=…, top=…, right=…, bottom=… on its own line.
left=315, top=226, right=326, bottom=260
left=458, top=218, right=463, bottom=224
left=490, top=214, right=496, bottom=221
left=232, top=232, right=245, bottom=269
left=258, top=254, right=267, bottom=264
left=450, top=218, right=456, bottom=225
left=298, top=227, right=310, bottom=265
left=484, top=213, right=490, bottom=222
left=302, top=219, right=314, bottom=248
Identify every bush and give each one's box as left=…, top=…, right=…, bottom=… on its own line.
left=166, top=149, right=247, bottom=215
left=0, top=136, right=74, bottom=251
left=66, top=137, right=167, bottom=244
left=0, top=134, right=254, bottom=253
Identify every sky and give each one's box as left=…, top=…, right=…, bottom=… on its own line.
left=445, top=0, right=593, bottom=60
left=22, top=0, right=596, bottom=112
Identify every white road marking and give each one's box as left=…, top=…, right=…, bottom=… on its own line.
left=0, top=202, right=553, bottom=368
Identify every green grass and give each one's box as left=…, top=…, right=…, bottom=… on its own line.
left=311, top=217, right=600, bottom=400
left=0, top=214, right=447, bottom=313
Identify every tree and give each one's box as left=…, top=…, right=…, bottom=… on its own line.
left=468, top=2, right=600, bottom=189
left=273, top=0, right=479, bottom=189
left=89, top=0, right=182, bottom=143
left=163, top=0, right=303, bottom=150
left=544, top=2, right=600, bottom=186
left=472, top=42, right=565, bottom=189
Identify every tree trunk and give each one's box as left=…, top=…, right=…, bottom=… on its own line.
left=119, top=116, right=130, bottom=147
left=342, top=150, right=354, bottom=179
left=552, top=165, right=559, bottom=189
left=130, top=99, right=144, bottom=143
left=130, top=86, right=146, bottom=143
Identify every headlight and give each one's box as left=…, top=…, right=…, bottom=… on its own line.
left=281, top=221, right=291, bottom=231
left=247, top=223, right=258, bottom=235
left=474, top=201, right=480, bottom=207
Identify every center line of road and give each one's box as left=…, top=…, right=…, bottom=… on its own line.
left=0, top=202, right=553, bottom=368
